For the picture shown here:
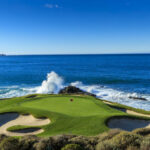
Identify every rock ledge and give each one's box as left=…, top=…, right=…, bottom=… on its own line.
left=59, top=86, right=96, bottom=97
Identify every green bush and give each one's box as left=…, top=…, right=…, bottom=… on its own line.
left=96, top=140, right=118, bottom=150
left=50, top=135, right=75, bottom=150
left=0, top=134, right=8, bottom=143
left=132, top=128, right=150, bottom=136
left=69, top=135, right=96, bottom=150
left=0, top=132, right=148, bottom=150
left=19, top=135, right=40, bottom=150
left=0, top=137, right=19, bottom=150
left=35, top=139, right=53, bottom=150
left=111, top=132, right=142, bottom=150
left=97, top=129, right=121, bottom=142
left=61, top=144, right=83, bottom=150
left=140, top=137, right=150, bottom=150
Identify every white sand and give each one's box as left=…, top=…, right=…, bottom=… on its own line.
left=103, top=101, right=150, bottom=131
left=0, top=114, right=50, bottom=136
left=126, top=110, right=150, bottom=118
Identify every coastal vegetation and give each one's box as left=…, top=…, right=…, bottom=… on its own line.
left=0, top=128, right=150, bottom=150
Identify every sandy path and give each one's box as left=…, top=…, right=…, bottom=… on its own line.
left=0, top=114, right=50, bottom=136
left=103, top=101, right=150, bottom=118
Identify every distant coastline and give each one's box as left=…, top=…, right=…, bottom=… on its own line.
left=0, top=54, right=6, bottom=56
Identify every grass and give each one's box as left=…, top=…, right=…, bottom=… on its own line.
left=102, top=99, right=150, bottom=115
left=0, top=94, right=149, bottom=137
left=7, top=125, right=40, bottom=132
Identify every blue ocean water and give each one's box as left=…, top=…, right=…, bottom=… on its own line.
left=0, top=54, right=150, bottom=110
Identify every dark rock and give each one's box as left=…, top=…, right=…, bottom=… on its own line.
left=129, top=96, right=147, bottom=101
left=59, top=86, right=96, bottom=97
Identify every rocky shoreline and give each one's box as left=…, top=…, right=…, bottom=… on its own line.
left=59, top=86, right=96, bottom=97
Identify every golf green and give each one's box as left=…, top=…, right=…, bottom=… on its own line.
left=0, top=94, right=134, bottom=136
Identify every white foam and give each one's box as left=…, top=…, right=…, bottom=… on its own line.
left=36, top=71, right=63, bottom=94
left=70, top=81, right=150, bottom=110
left=1, top=72, right=150, bottom=111
left=0, top=71, right=64, bottom=98
left=0, top=87, right=37, bottom=98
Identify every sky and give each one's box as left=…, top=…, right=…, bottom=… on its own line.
left=0, top=0, right=150, bottom=55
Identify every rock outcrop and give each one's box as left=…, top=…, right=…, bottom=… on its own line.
left=59, top=86, right=96, bottom=97
left=129, top=96, right=147, bottom=101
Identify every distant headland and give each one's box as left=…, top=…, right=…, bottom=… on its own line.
left=0, top=54, right=6, bottom=56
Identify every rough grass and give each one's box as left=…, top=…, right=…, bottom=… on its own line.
left=102, top=100, right=150, bottom=115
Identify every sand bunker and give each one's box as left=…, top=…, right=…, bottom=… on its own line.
left=108, top=117, right=150, bottom=131
left=0, top=113, right=50, bottom=136
left=104, top=101, right=150, bottom=131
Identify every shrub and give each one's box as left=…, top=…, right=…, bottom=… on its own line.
left=0, top=137, right=19, bottom=150
left=35, top=139, right=53, bottom=150
left=96, top=140, right=118, bottom=150
left=140, top=136, right=150, bottom=150
left=126, top=146, right=139, bottom=150
left=111, top=132, right=142, bottom=150
left=97, top=129, right=121, bottom=142
left=61, top=144, right=84, bottom=150
left=19, top=135, right=40, bottom=150
left=69, top=136, right=96, bottom=150
left=0, top=134, right=8, bottom=143
left=50, top=135, right=76, bottom=150
left=132, top=128, right=150, bottom=136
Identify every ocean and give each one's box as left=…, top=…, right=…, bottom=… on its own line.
left=0, top=54, right=150, bottom=110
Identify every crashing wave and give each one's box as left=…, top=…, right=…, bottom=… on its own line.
left=0, top=71, right=150, bottom=110
left=36, top=71, right=64, bottom=94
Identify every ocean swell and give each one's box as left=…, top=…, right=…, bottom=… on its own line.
left=0, top=71, right=150, bottom=111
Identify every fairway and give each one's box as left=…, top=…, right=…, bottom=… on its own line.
left=0, top=95, right=128, bottom=136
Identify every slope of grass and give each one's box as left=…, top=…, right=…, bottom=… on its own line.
left=7, top=125, right=40, bottom=132
left=0, top=94, right=147, bottom=137
left=102, top=99, right=150, bottom=115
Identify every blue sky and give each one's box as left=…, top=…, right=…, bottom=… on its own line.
left=0, top=0, right=150, bottom=54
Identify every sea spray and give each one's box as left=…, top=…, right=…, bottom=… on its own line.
left=70, top=81, right=150, bottom=110
left=1, top=71, right=150, bottom=110
left=37, top=71, right=64, bottom=94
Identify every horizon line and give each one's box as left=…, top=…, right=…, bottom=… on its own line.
left=4, top=52, right=150, bottom=56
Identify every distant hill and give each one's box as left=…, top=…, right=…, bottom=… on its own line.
left=0, top=54, right=6, bottom=56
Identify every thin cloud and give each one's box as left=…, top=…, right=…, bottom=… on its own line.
left=45, top=4, right=59, bottom=8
